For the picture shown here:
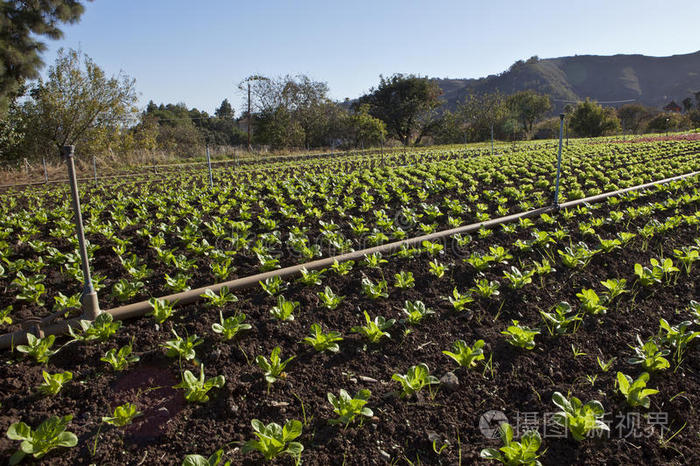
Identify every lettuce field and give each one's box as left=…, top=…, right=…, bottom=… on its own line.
left=0, top=138, right=699, bottom=465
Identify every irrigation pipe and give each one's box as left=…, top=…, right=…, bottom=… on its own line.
left=0, top=170, right=698, bottom=350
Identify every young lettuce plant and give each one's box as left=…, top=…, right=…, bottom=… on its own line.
left=616, top=372, right=658, bottom=409
left=657, top=318, right=699, bottom=365
left=303, top=324, right=343, bottom=353
left=270, top=296, right=299, bottom=321
left=6, top=415, right=78, bottom=464
left=447, top=288, right=474, bottom=312
left=351, top=311, right=395, bottom=344
left=37, top=371, right=72, bottom=396
left=471, top=279, right=500, bottom=299
left=211, top=311, right=251, bottom=341
left=102, top=403, right=142, bottom=427
left=101, top=340, right=140, bottom=371
left=503, top=266, right=534, bottom=290
left=330, top=259, right=354, bottom=275
left=690, top=300, right=700, bottom=325
left=147, top=298, right=175, bottom=324
left=600, top=278, right=628, bottom=302
left=201, top=286, right=238, bottom=308
left=576, top=289, right=607, bottom=315
left=68, top=313, right=121, bottom=343
left=361, top=277, right=389, bottom=299
left=174, top=365, right=225, bottom=403
left=242, top=419, right=303, bottom=463
left=328, top=389, right=373, bottom=427
left=539, top=302, right=582, bottom=336
left=502, top=321, right=539, bottom=350
left=402, top=300, right=434, bottom=325
left=317, top=286, right=344, bottom=310
left=480, top=422, right=542, bottom=466
left=442, top=339, right=485, bottom=369
left=182, top=448, right=230, bottom=466
left=392, top=363, right=439, bottom=398
left=394, top=270, right=415, bottom=289
left=256, top=346, right=295, bottom=387
left=551, top=392, right=609, bottom=441
left=428, top=259, right=448, bottom=278
left=16, top=334, right=58, bottom=364
left=259, top=276, right=287, bottom=296
left=297, top=267, right=325, bottom=286
left=162, top=330, right=202, bottom=361
left=627, top=335, right=670, bottom=372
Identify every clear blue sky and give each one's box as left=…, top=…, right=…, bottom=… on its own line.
left=42, top=0, right=700, bottom=114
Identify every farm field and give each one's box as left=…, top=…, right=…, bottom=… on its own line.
left=0, top=138, right=699, bottom=465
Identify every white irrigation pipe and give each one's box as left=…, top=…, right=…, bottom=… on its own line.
left=0, top=170, right=697, bottom=350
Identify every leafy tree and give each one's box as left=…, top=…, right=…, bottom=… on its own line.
left=569, top=99, right=621, bottom=137
left=646, top=112, right=690, bottom=133
left=458, top=91, right=508, bottom=145
left=0, top=0, right=90, bottom=116
left=429, top=110, right=464, bottom=144
left=506, top=90, right=551, bottom=137
left=14, top=48, right=137, bottom=159
left=342, top=104, right=386, bottom=148
left=357, top=74, right=442, bottom=146
left=681, top=97, right=693, bottom=113
left=214, top=99, right=234, bottom=119
left=617, top=103, right=654, bottom=134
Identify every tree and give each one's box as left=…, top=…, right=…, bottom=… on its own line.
left=458, top=91, right=508, bottom=148
left=17, top=48, right=138, bottom=159
left=506, top=90, right=551, bottom=137
left=617, top=103, right=654, bottom=134
left=214, top=99, right=234, bottom=119
left=569, top=99, right=621, bottom=137
left=681, top=97, right=693, bottom=113
left=241, top=74, right=333, bottom=149
left=0, top=0, right=89, bottom=116
left=342, top=104, right=386, bottom=148
left=357, top=74, right=442, bottom=146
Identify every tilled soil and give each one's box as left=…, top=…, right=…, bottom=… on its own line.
left=0, top=186, right=699, bottom=465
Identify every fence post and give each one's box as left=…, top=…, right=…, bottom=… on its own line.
left=553, top=114, right=565, bottom=207
left=92, top=155, right=98, bottom=183
left=206, top=145, right=213, bottom=188
left=491, top=124, right=495, bottom=156
left=42, top=157, right=48, bottom=183
left=63, top=146, right=100, bottom=319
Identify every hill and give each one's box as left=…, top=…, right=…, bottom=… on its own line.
left=435, top=51, right=700, bottom=111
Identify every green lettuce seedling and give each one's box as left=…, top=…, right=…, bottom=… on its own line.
left=442, top=339, right=485, bottom=368
left=392, top=363, right=439, bottom=398
left=101, top=340, right=139, bottom=371
left=242, top=419, right=303, bottom=462
left=303, top=324, right=343, bottom=353
left=502, top=320, right=539, bottom=350
left=37, top=371, right=72, bottom=396
left=6, top=415, right=78, bottom=464
left=174, top=365, right=225, bottom=403
left=480, top=422, right=542, bottom=466
left=328, top=389, right=373, bottom=426
left=351, top=310, right=394, bottom=343
left=182, top=448, right=230, bottom=466
left=102, top=402, right=142, bottom=427
left=551, top=392, right=609, bottom=441
left=256, top=346, right=295, bottom=386
left=211, top=311, right=251, bottom=340
left=616, top=372, right=658, bottom=408
left=16, top=334, right=58, bottom=364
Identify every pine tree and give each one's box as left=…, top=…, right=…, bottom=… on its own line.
left=0, top=0, right=88, bottom=116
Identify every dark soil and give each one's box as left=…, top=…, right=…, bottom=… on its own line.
left=0, top=180, right=699, bottom=465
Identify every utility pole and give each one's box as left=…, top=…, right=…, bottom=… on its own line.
left=247, top=82, right=252, bottom=151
